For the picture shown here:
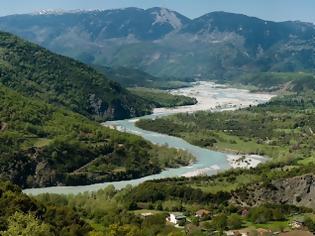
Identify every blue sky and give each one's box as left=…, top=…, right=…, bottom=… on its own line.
left=1, top=0, right=315, bottom=23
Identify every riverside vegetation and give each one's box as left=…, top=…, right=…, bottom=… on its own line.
left=133, top=82, right=315, bottom=234
left=136, top=83, right=315, bottom=191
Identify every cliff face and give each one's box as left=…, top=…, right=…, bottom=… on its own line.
left=231, top=174, right=315, bottom=210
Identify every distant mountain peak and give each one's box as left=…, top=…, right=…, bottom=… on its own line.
left=149, top=7, right=184, bottom=30
left=2, top=7, right=315, bottom=79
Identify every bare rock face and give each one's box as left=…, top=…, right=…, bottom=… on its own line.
left=231, top=174, right=315, bottom=210
left=33, top=161, right=58, bottom=187
left=0, top=122, right=8, bottom=131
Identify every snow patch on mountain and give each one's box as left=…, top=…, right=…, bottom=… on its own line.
left=31, top=9, right=96, bottom=15
left=151, top=8, right=183, bottom=30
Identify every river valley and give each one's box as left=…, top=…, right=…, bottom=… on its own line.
left=23, top=81, right=274, bottom=195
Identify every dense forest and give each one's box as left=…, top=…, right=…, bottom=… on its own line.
left=0, top=32, right=152, bottom=121
left=0, top=31, right=196, bottom=190
left=0, top=180, right=93, bottom=235
left=0, top=83, right=195, bottom=188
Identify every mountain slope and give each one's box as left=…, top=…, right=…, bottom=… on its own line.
left=232, top=174, right=315, bottom=210
left=0, top=83, right=194, bottom=188
left=1, top=9, right=315, bottom=79
left=0, top=7, right=189, bottom=43
left=181, top=11, right=315, bottom=51
left=0, top=180, right=92, bottom=234
left=0, top=32, right=152, bottom=120
left=93, top=65, right=194, bottom=89
left=92, top=65, right=162, bottom=87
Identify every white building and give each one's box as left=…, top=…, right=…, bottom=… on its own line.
left=167, top=213, right=186, bottom=226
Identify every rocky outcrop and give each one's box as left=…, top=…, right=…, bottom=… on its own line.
left=231, top=174, right=315, bottom=210
left=0, top=122, right=8, bottom=131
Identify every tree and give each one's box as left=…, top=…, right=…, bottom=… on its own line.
left=248, top=206, right=273, bottom=224
left=227, top=214, right=243, bottom=230
left=167, top=232, right=185, bottom=236
left=304, top=217, right=315, bottom=232
left=191, top=216, right=200, bottom=226
left=88, top=231, right=105, bottom=236
left=107, top=224, right=141, bottom=236
left=272, top=208, right=284, bottom=221
left=1, top=212, right=53, bottom=236
left=211, top=214, right=228, bottom=232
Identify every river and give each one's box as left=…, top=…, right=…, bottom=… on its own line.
left=23, top=81, right=274, bottom=195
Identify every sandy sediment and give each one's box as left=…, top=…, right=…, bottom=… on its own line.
left=153, top=81, right=274, bottom=116
left=227, top=154, right=267, bottom=169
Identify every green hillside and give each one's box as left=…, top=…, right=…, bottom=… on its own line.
left=133, top=91, right=315, bottom=234
left=0, top=84, right=194, bottom=188
left=234, top=72, right=315, bottom=92
left=0, top=32, right=151, bottom=121
left=0, top=180, right=93, bottom=235
left=137, top=92, right=315, bottom=160
left=0, top=180, right=187, bottom=236
left=129, top=87, right=197, bottom=108
left=93, top=65, right=194, bottom=89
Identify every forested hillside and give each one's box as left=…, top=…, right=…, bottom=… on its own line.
left=0, top=180, right=93, bottom=235
left=129, top=87, right=197, bottom=108
left=0, top=32, right=152, bottom=121
left=0, top=82, right=194, bottom=188
left=93, top=65, right=194, bottom=89
left=0, top=180, right=189, bottom=235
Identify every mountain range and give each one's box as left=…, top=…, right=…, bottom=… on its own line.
left=0, top=7, right=315, bottom=79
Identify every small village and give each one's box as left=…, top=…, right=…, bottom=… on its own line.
left=136, top=208, right=315, bottom=236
